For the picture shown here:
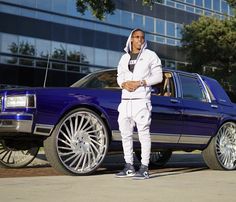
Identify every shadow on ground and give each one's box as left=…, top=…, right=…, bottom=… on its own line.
left=0, top=152, right=208, bottom=178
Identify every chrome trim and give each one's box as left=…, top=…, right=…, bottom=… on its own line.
left=0, top=119, right=32, bottom=133
left=112, top=130, right=180, bottom=143
left=178, top=134, right=211, bottom=144
left=112, top=130, right=211, bottom=145
left=0, top=112, right=33, bottom=116
left=196, top=74, right=212, bottom=103
left=33, top=124, right=54, bottom=136
left=0, top=112, right=33, bottom=134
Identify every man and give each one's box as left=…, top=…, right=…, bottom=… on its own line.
left=116, top=28, right=163, bottom=180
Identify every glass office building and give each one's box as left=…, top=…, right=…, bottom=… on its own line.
left=0, top=0, right=233, bottom=87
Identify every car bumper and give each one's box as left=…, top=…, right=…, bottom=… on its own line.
left=0, top=113, right=33, bottom=133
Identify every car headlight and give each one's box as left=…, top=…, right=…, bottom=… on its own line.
left=5, top=95, right=36, bottom=108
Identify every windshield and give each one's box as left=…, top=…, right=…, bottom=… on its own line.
left=71, top=69, right=119, bottom=89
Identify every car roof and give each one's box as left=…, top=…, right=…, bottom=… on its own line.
left=89, top=68, right=197, bottom=76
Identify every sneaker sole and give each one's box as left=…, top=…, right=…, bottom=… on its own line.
left=132, top=176, right=149, bottom=180
left=115, top=174, right=136, bottom=178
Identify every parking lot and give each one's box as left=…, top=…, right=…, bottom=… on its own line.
left=0, top=152, right=236, bottom=202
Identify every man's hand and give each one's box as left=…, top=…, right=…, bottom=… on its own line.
left=121, top=80, right=146, bottom=92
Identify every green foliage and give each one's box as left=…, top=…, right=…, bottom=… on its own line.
left=76, top=0, right=115, bottom=20
left=181, top=14, right=236, bottom=92
left=76, top=0, right=163, bottom=20
left=227, top=0, right=236, bottom=8
left=182, top=16, right=236, bottom=69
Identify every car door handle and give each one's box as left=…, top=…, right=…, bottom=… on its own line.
left=211, top=104, right=218, bottom=109
left=170, top=99, right=180, bottom=103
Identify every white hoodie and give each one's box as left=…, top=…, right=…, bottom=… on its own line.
left=117, top=29, right=163, bottom=100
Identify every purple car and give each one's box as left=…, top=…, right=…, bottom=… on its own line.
left=0, top=69, right=236, bottom=175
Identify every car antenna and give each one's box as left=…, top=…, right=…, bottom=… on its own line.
left=43, top=53, right=50, bottom=88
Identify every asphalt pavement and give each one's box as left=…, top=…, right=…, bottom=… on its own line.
left=0, top=152, right=236, bottom=202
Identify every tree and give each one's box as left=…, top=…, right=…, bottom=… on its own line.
left=227, top=0, right=236, bottom=8
left=76, top=0, right=163, bottom=20
left=181, top=0, right=236, bottom=92
left=181, top=16, right=236, bottom=73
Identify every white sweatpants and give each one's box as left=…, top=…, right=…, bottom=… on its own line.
left=118, top=99, right=152, bottom=166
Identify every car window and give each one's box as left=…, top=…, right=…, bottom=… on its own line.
left=152, top=72, right=176, bottom=97
left=75, top=70, right=119, bottom=89
left=179, top=74, right=207, bottom=102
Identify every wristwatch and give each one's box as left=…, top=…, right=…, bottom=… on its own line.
left=139, top=80, right=145, bottom=87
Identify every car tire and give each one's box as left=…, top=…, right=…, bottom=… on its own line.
left=44, top=108, right=109, bottom=175
left=202, top=122, right=236, bottom=170
left=0, top=140, right=39, bottom=168
left=135, top=150, right=172, bottom=167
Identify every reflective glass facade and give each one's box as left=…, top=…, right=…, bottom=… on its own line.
left=0, top=0, right=233, bottom=87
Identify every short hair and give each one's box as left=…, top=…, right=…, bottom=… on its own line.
left=132, top=28, right=145, bottom=37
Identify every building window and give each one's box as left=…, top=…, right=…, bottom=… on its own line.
left=81, top=46, right=94, bottom=65
left=37, top=0, right=52, bottom=11
left=51, top=41, right=66, bottom=70
left=66, top=44, right=81, bottom=72
left=213, top=0, right=220, bottom=12
left=36, top=11, right=52, bottom=21
left=176, top=3, right=185, bottom=10
left=108, top=51, right=121, bottom=68
left=145, top=17, right=154, bottom=33
left=167, top=38, right=176, bottom=46
left=146, top=33, right=155, bottom=42
left=176, top=24, right=183, bottom=39
left=66, top=0, right=77, bottom=17
left=156, top=19, right=165, bottom=35
left=121, top=11, right=132, bottom=28
left=133, top=13, right=144, bottom=29
left=1, top=33, right=18, bottom=54
left=52, top=0, right=67, bottom=14
left=195, top=0, right=203, bottom=7
left=166, top=22, right=175, bottom=37
left=20, top=7, right=36, bottom=18
left=95, top=48, right=108, bottom=67
left=52, top=42, right=66, bottom=60
left=36, top=39, right=51, bottom=68
left=195, top=8, right=203, bottom=14
left=156, top=36, right=165, bottom=44
left=166, top=0, right=175, bottom=7
left=204, top=0, right=212, bottom=10
left=106, top=10, right=120, bottom=25
left=186, top=6, right=195, bottom=13
left=221, top=0, right=229, bottom=14
left=186, top=0, right=194, bottom=5
left=21, top=0, right=36, bottom=8
left=18, top=36, right=35, bottom=66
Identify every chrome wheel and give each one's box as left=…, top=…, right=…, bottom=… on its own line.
left=44, top=108, right=109, bottom=175
left=0, top=140, right=39, bottom=168
left=216, top=122, right=236, bottom=169
left=202, top=122, right=236, bottom=170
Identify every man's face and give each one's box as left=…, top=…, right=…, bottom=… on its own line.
left=131, top=30, right=145, bottom=53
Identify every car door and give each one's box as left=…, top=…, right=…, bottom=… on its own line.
left=150, top=71, right=183, bottom=144
left=177, top=73, right=221, bottom=145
